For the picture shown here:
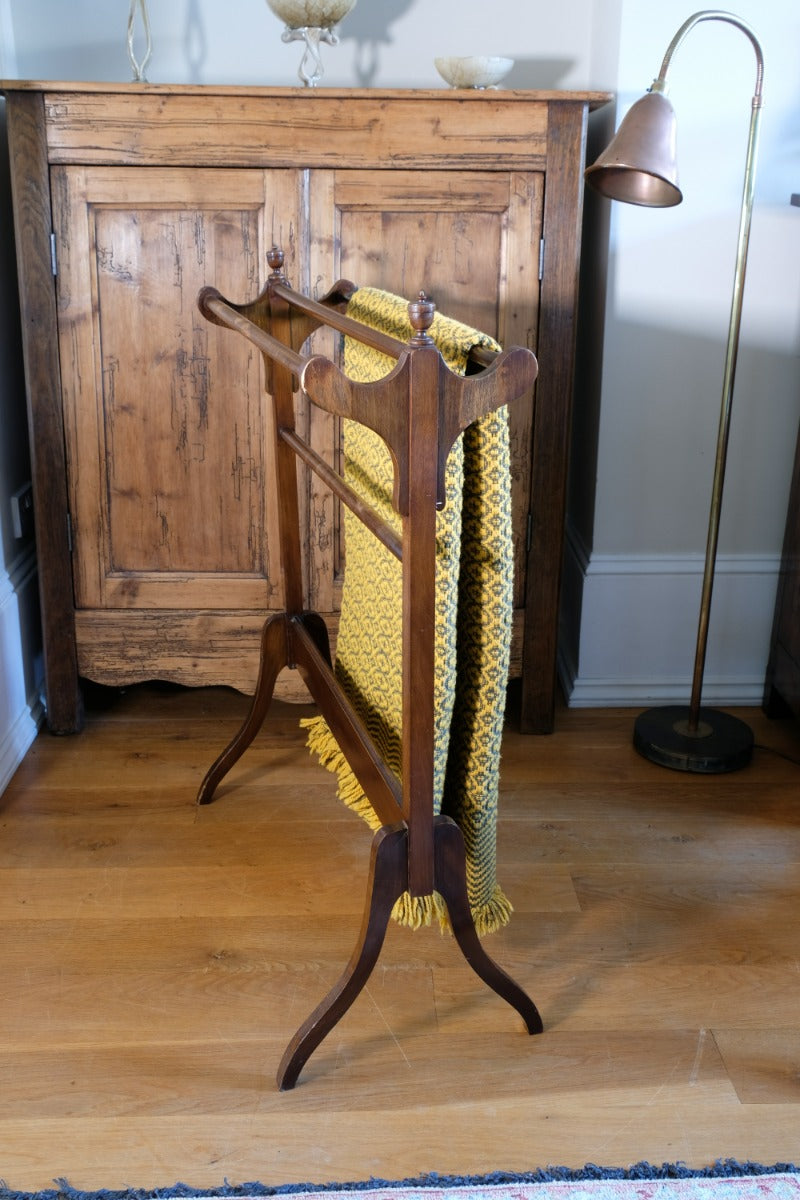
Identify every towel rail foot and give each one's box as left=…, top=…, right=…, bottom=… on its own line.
left=277, top=822, right=408, bottom=1090
left=277, top=815, right=543, bottom=1089
left=196, top=614, right=290, bottom=805
left=434, top=815, right=543, bottom=1034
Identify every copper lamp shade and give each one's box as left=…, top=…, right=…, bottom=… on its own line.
left=584, top=89, right=682, bottom=208
left=584, top=10, right=765, bottom=773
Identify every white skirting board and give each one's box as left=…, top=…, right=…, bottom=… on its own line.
left=559, top=526, right=780, bottom=709
left=0, top=550, right=44, bottom=794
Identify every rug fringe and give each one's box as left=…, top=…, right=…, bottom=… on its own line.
left=4, top=1160, right=797, bottom=1200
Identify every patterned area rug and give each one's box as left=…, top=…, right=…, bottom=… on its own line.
left=1, top=1162, right=798, bottom=1200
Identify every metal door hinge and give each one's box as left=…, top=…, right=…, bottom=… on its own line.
left=538, top=238, right=545, bottom=281
left=66, top=512, right=73, bottom=552
left=50, top=232, right=58, bottom=276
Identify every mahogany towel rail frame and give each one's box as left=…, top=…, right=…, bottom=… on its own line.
left=195, top=247, right=543, bottom=1089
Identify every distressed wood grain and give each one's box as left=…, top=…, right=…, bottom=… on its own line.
left=2, top=85, right=609, bottom=732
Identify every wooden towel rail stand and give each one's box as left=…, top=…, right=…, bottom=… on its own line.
left=196, top=246, right=543, bottom=1089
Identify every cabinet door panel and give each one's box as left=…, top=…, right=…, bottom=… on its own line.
left=54, top=166, right=301, bottom=612
left=309, top=169, right=544, bottom=614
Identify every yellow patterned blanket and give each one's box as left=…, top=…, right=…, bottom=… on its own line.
left=303, top=287, right=514, bottom=935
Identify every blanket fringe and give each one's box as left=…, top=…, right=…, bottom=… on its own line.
left=301, top=714, right=382, bottom=832
left=391, top=891, right=450, bottom=932
left=471, top=883, right=514, bottom=936
left=301, top=715, right=513, bottom=936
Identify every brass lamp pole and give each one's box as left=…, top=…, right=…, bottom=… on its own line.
left=585, top=10, right=765, bottom=772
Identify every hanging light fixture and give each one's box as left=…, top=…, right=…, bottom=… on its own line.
left=585, top=10, right=765, bottom=772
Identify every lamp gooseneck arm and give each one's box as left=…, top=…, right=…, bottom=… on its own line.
left=651, top=10, right=764, bottom=101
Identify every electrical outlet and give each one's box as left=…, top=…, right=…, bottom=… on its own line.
left=10, top=482, right=34, bottom=540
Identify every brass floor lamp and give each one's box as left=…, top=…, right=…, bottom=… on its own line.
left=584, top=9, right=765, bottom=773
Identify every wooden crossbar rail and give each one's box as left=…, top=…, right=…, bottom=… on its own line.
left=279, top=427, right=402, bottom=561
left=270, top=278, right=499, bottom=371
left=199, top=290, right=307, bottom=376
left=201, top=286, right=403, bottom=560
left=270, top=280, right=407, bottom=361
left=289, top=616, right=404, bottom=826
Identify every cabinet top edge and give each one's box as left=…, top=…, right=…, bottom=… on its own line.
left=1, top=80, right=612, bottom=108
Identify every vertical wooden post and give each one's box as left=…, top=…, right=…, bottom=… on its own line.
left=402, top=296, right=440, bottom=898
left=265, top=254, right=305, bottom=620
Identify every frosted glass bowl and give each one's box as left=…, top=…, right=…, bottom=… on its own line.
left=434, top=55, right=514, bottom=89
left=266, top=0, right=356, bottom=27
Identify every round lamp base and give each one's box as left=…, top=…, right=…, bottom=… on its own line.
left=633, top=705, right=754, bottom=774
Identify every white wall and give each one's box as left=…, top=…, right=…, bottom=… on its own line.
left=565, top=0, right=800, bottom=708
left=4, top=0, right=597, bottom=90
left=0, top=0, right=797, bottom=755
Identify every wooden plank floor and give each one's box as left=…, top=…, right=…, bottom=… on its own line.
left=1, top=683, right=799, bottom=1190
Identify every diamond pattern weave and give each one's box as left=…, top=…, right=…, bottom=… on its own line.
left=303, top=287, right=515, bottom=935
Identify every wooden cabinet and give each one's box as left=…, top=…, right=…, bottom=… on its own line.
left=764, top=417, right=800, bottom=722
left=764, top=196, right=800, bottom=727
left=2, top=83, right=609, bottom=734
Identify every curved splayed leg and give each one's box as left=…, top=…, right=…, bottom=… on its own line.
left=196, top=614, right=289, bottom=805
left=434, top=815, right=543, bottom=1034
left=277, top=823, right=408, bottom=1089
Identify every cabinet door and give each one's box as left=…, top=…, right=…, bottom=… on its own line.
left=308, top=169, right=544, bottom=651
left=53, top=166, right=303, bottom=689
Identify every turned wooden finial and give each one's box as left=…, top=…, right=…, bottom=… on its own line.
left=267, top=245, right=287, bottom=280
left=408, top=291, right=436, bottom=346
